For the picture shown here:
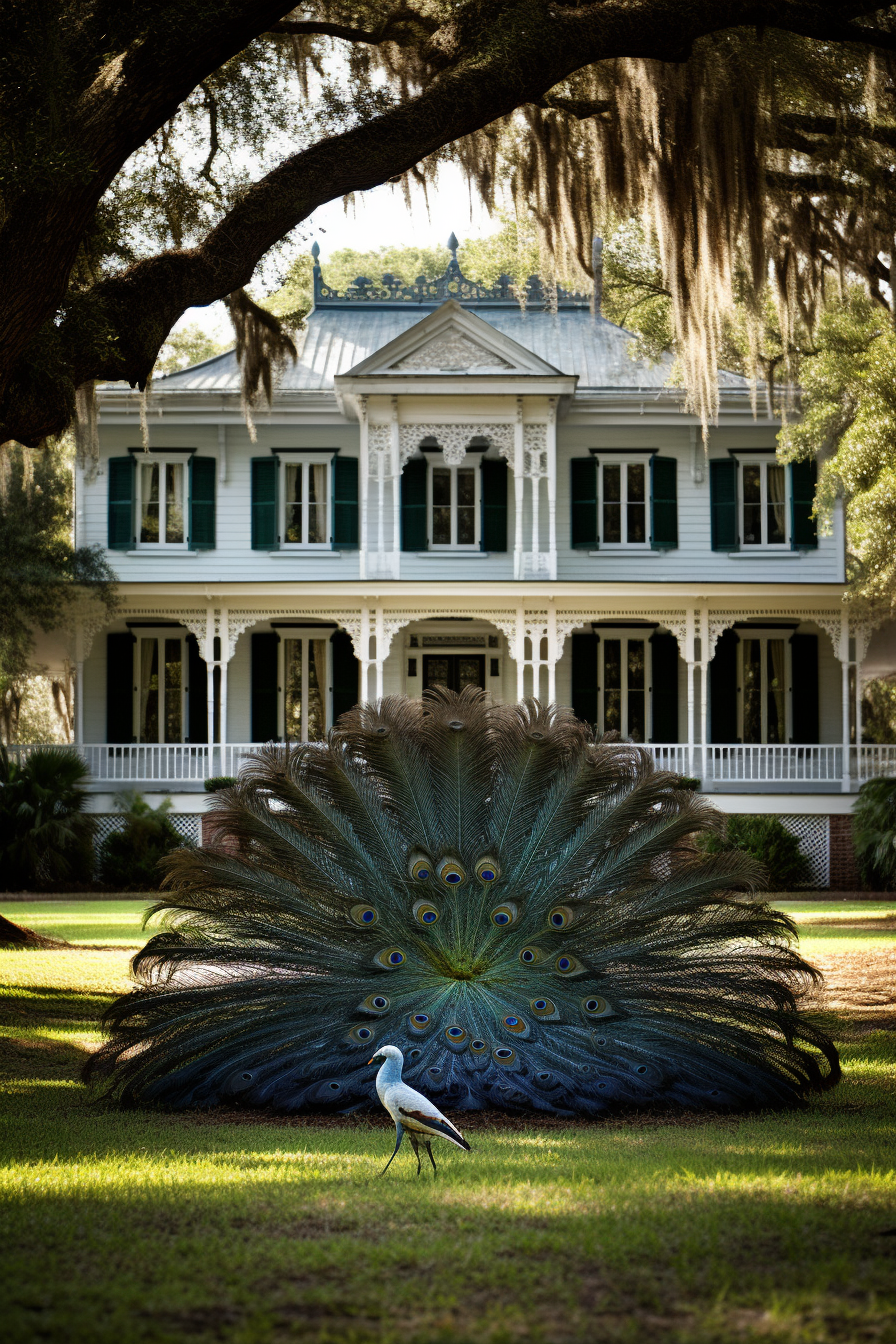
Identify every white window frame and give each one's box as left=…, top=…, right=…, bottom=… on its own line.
left=279, top=454, right=332, bottom=550
left=597, top=459, right=650, bottom=549
left=737, top=630, right=792, bottom=744
left=598, top=631, right=652, bottom=742
left=135, top=455, right=189, bottom=550
left=279, top=630, right=332, bottom=742
left=428, top=454, right=480, bottom=550
left=739, top=458, right=789, bottom=549
left=133, top=629, right=188, bottom=744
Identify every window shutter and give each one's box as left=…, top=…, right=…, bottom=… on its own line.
left=251, top=633, right=279, bottom=741
left=709, top=629, right=739, bottom=742
left=650, top=456, right=678, bottom=549
left=106, top=632, right=135, bottom=742
left=790, top=459, right=818, bottom=549
left=709, top=459, right=738, bottom=551
left=333, top=456, right=359, bottom=549
left=570, top=458, right=597, bottom=549
left=480, top=459, right=508, bottom=552
left=186, top=634, right=208, bottom=744
left=107, top=456, right=135, bottom=550
left=189, top=456, right=216, bottom=550
left=331, top=630, right=360, bottom=722
left=251, top=458, right=278, bottom=550
left=401, top=458, right=428, bottom=551
left=650, top=633, right=679, bottom=742
left=790, top=633, right=819, bottom=743
left=571, top=632, right=599, bottom=727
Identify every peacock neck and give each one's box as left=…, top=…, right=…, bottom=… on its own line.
left=376, top=1055, right=403, bottom=1093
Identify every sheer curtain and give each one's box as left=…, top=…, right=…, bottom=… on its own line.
left=308, top=464, right=327, bottom=543
left=767, top=639, right=785, bottom=743
left=767, top=466, right=786, bottom=544
left=139, top=638, right=157, bottom=742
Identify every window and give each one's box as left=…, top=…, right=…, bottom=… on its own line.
left=136, top=633, right=186, bottom=742
left=601, top=636, right=648, bottom=741
left=741, top=636, right=787, bottom=743
left=137, top=459, right=186, bottom=546
left=741, top=460, right=787, bottom=546
left=599, top=462, right=648, bottom=546
left=281, top=458, right=330, bottom=547
left=283, top=635, right=328, bottom=742
left=429, top=460, right=479, bottom=548
left=422, top=655, right=485, bottom=692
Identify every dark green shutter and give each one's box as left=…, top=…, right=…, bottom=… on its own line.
left=650, top=633, right=679, bottom=742
left=480, top=459, right=508, bottom=552
left=251, top=457, right=278, bottom=550
left=251, top=633, right=279, bottom=741
left=401, top=458, right=428, bottom=551
left=570, top=458, right=598, bottom=549
left=186, top=635, right=208, bottom=743
left=571, top=633, right=599, bottom=727
left=333, top=456, right=359, bottom=549
left=650, top=456, right=678, bottom=549
left=331, top=630, right=360, bottom=721
left=790, top=459, right=818, bottom=549
left=107, top=456, right=135, bottom=550
left=710, top=458, right=738, bottom=551
left=790, top=633, right=819, bottom=743
left=709, top=629, right=739, bottom=742
left=106, top=633, right=134, bottom=741
left=189, top=456, right=216, bottom=550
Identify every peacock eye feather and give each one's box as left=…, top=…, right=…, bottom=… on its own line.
left=469, top=1038, right=489, bottom=1054
left=490, top=903, right=518, bottom=927
left=548, top=906, right=575, bottom=930
left=493, top=1046, right=518, bottom=1067
left=444, top=1025, right=468, bottom=1051
left=350, top=905, right=378, bottom=926
left=408, top=1012, right=432, bottom=1033
left=530, top=997, right=559, bottom=1019
left=476, top=856, right=501, bottom=883
left=408, top=850, right=433, bottom=882
left=359, top=994, right=391, bottom=1015
left=554, top=954, right=583, bottom=975
left=519, top=946, right=543, bottom=965
left=347, top=1025, right=376, bottom=1045
left=437, top=858, right=465, bottom=887
left=413, top=901, right=440, bottom=926
left=581, top=995, right=614, bottom=1018
left=374, top=948, right=406, bottom=969
left=501, top=1014, right=529, bottom=1037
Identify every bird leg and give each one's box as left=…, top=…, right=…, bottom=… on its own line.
left=380, top=1124, right=405, bottom=1176
left=424, top=1139, right=438, bottom=1176
left=408, top=1132, right=422, bottom=1175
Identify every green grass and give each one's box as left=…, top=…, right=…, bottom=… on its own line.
left=1, top=899, right=155, bottom=946
left=0, top=908, right=894, bottom=1343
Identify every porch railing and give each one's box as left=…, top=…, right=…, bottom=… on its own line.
left=7, top=741, right=896, bottom=788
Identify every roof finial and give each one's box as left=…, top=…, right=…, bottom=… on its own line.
left=447, top=231, right=459, bottom=260
left=311, top=240, right=320, bottom=261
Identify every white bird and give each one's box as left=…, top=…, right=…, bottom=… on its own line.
left=368, top=1045, right=471, bottom=1176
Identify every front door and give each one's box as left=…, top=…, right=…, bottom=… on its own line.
left=422, top=655, right=485, bottom=693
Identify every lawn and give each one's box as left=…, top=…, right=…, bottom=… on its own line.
left=0, top=901, right=894, bottom=1344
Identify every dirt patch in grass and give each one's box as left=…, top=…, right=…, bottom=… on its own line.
left=806, top=946, right=896, bottom=1013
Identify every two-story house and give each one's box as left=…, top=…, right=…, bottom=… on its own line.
left=49, top=235, right=896, bottom=886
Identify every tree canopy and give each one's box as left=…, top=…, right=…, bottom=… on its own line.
left=3, top=1, right=896, bottom=454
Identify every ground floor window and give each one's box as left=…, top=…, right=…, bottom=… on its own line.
left=741, top=636, right=787, bottom=743
left=283, top=635, right=328, bottom=742
left=601, top=636, right=647, bottom=742
left=136, top=633, right=186, bottom=742
left=422, top=654, right=485, bottom=693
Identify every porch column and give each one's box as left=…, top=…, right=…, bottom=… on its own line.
left=698, top=609, right=710, bottom=784
left=840, top=610, right=851, bottom=792
left=547, top=606, right=558, bottom=703
left=220, top=608, right=229, bottom=752
left=375, top=607, right=385, bottom=700
left=513, top=399, right=524, bottom=580
left=516, top=606, right=526, bottom=700
left=360, top=606, right=372, bottom=702
left=685, top=609, right=696, bottom=778
left=546, top=399, right=558, bottom=580
left=359, top=397, right=369, bottom=580
left=391, top=397, right=401, bottom=571
left=205, top=606, right=216, bottom=758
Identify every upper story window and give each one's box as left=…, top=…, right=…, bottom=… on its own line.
left=741, top=461, right=787, bottom=547
left=600, top=462, right=648, bottom=547
left=138, top=458, right=187, bottom=547
left=282, top=458, right=330, bottom=547
left=429, top=458, right=479, bottom=549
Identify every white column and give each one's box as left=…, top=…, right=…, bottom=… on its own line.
left=530, top=478, right=540, bottom=571
left=516, top=607, right=526, bottom=700
left=547, top=607, right=557, bottom=703
left=391, top=397, right=400, bottom=575
left=546, top=398, right=558, bottom=580
left=685, top=609, right=695, bottom=775
left=360, top=605, right=371, bottom=702
left=359, top=397, right=369, bottom=580
left=205, top=606, right=216, bottom=767
left=513, top=399, right=524, bottom=580
left=375, top=607, right=385, bottom=700
left=220, top=608, right=229, bottom=748
left=377, top=446, right=385, bottom=562
left=217, top=424, right=227, bottom=484
left=840, top=610, right=851, bottom=793
left=699, top=609, right=709, bottom=783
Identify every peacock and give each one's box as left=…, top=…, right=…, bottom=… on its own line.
left=86, top=690, right=839, bottom=1116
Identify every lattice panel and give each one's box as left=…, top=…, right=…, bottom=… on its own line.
left=778, top=814, right=830, bottom=889
left=92, top=813, right=201, bottom=852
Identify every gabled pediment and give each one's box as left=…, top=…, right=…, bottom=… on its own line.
left=339, top=299, right=565, bottom=378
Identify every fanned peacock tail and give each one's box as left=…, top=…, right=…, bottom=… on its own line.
left=85, top=689, right=839, bottom=1116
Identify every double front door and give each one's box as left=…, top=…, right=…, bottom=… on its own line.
left=422, top=654, right=485, bottom=693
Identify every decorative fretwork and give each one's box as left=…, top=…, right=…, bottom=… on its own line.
left=523, top=425, right=548, bottom=479
left=398, top=422, right=514, bottom=468
left=393, top=335, right=512, bottom=371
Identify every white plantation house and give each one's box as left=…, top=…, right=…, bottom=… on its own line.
left=35, top=235, right=896, bottom=886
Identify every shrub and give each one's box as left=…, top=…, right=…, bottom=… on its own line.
left=852, top=777, right=896, bottom=889
left=0, top=745, right=95, bottom=890
left=204, top=776, right=237, bottom=792
left=698, top=815, right=810, bottom=891
left=97, top=792, right=185, bottom=890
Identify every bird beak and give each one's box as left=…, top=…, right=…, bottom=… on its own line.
left=367, top=1057, right=375, bottom=1065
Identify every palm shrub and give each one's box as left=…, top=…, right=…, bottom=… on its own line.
left=0, top=745, right=95, bottom=891
left=698, top=815, right=810, bottom=891
left=97, top=792, right=186, bottom=890
left=852, top=777, right=896, bottom=889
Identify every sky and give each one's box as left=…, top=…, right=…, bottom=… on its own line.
left=173, top=163, right=500, bottom=342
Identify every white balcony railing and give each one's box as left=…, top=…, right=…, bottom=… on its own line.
left=7, top=742, right=896, bottom=789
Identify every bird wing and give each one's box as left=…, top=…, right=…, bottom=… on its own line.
left=390, top=1084, right=471, bottom=1149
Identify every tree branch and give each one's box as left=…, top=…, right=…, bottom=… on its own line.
left=776, top=111, right=896, bottom=150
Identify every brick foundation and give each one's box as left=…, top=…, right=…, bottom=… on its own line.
left=828, top=814, right=860, bottom=890
left=200, top=813, right=240, bottom=856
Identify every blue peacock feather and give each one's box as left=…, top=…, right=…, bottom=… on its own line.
left=86, top=690, right=839, bottom=1115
